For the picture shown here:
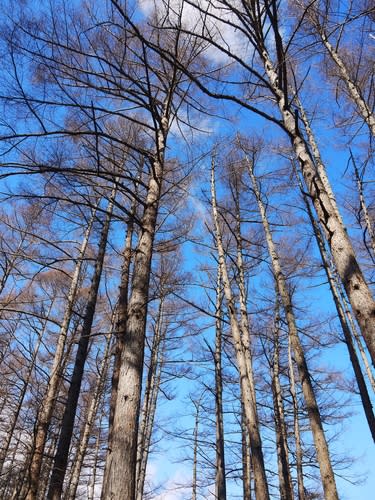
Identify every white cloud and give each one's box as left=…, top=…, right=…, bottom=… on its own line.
left=138, top=0, right=249, bottom=64
left=148, top=461, right=192, bottom=499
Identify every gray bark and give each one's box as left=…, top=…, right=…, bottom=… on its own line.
left=101, top=114, right=167, bottom=499
left=25, top=207, right=97, bottom=500
left=211, top=160, right=269, bottom=500
left=47, top=192, right=115, bottom=499
left=247, top=158, right=338, bottom=499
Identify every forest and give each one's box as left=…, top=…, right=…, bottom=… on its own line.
left=0, top=0, right=374, bottom=498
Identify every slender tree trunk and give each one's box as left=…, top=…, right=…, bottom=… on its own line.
left=341, top=289, right=375, bottom=393
left=271, top=303, right=294, bottom=500
left=319, top=29, right=375, bottom=137
left=101, top=115, right=167, bottom=499
left=25, top=208, right=97, bottom=500
left=66, top=326, right=113, bottom=500
left=47, top=193, right=115, bottom=500
left=288, top=337, right=305, bottom=500
left=296, top=98, right=343, bottom=226
left=88, top=412, right=103, bottom=500
left=136, top=297, right=166, bottom=500
left=352, top=156, right=375, bottom=259
left=0, top=299, right=54, bottom=476
left=241, top=401, right=252, bottom=500
left=211, top=160, right=269, bottom=500
left=192, top=398, right=200, bottom=500
left=213, top=265, right=227, bottom=500
left=247, top=159, right=338, bottom=499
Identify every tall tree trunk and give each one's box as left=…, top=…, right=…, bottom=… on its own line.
left=0, top=299, right=54, bottom=476
left=47, top=192, right=115, bottom=500
left=271, top=303, right=294, bottom=500
left=192, top=397, right=200, bottom=500
left=318, top=28, right=375, bottom=137
left=241, top=401, right=252, bottom=500
left=213, top=265, right=227, bottom=500
left=87, top=411, right=103, bottom=500
left=295, top=167, right=375, bottom=441
left=101, top=115, right=167, bottom=499
left=107, top=187, right=138, bottom=455
left=136, top=297, right=166, bottom=500
left=340, top=288, right=375, bottom=393
left=247, top=158, right=338, bottom=499
left=260, top=46, right=375, bottom=367
left=66, top=325, right=114, bottom=500
left=288, top=337, right=305, bottom=500
left=296, top=98, right=343, bottom=226
left=25, top=207, right=97, bottom=500
left=211, top=160, right=270, bottom=500
left=352, top=155, right=375, bottom=259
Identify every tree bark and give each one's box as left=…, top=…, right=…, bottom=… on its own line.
left=101, top=117, right=167, bottom=499
left=247, top=157, right=338, bottom=499
left=260, top=47, right=375, bottom=368
left=25, top=207, right=97, bottom=500
left=0, top=299, right=54, bottom=476
left=318, top=28, right=375, bottom=137
left=47, top=192, right=115, bottom=499
left=211, top=160, right=270, bottom=500
left=288, top=337, right=305, bottom=500
left=135, top=297, right=166, bottom=500
left=66, top=325, right=113, bottom=500
left=271, top=303, right=294, bottom=500
left=295, top=166, right=375, bottom=441
left=213, top=265, right=227, bottom=500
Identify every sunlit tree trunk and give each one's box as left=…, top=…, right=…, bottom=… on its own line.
left=260, top=44, right=375, bottom=367
left=295, top=166, right=375, bottom=441
left=247, top=157, right=338, bottom=499
left=317, top=27, right=375, bottom=137
left=136, top=297, right=166, bottom=500
left=107, top=187, right=138, bottom=455
left=211, top=159, right=269, bottom=500
left=288, top=337, right=305, bottom=500
left=352, top=156, right=375, bottom=259
left=101, top=113, right=167, bottom=499
left=271, top=303, right=294, bottom=500
left=241, top=401, right=252, bottom=500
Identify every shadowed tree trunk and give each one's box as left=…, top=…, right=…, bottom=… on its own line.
left=25, top=206, right=97, bottom=500
left=66, top=322, right=114, bottom=500
left=47, top=191, right=115, bottom=499
left=213, top=265, right=227, bottom=500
